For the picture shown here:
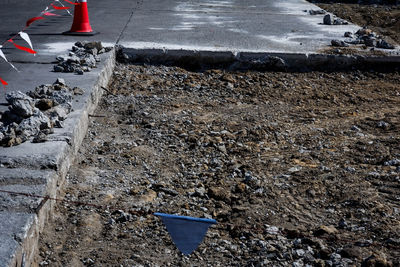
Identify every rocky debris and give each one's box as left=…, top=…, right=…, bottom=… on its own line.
left=331, top=27, right=396, bottom=50
left=331, top=39, right=349, bottom=47
left=53, top=41, right=112, bottom=75
left=323, top=14, right=348, bottom=25
left=38, top=64, right=400, bottom=266
left=0, top=79, right=83, bottom=147
left=305, top=9, right=326, bottom=15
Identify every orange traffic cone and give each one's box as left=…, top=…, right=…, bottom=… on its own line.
left=63, top=0, right=97, bottom=36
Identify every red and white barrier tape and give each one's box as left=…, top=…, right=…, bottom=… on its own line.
left=0, top=0, right=79, bottom=88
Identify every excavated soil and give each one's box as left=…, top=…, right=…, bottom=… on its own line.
left=37, top=63, right=400, bottom=266
left=311, top=1, right=400, bottom=45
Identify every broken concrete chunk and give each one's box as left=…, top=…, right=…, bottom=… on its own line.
left=364, top=37, right=377, bottom=47
left=35, top=99, right=54, bottom=110
left=84, top=41, right=103, bottom=51
left=344, top=32, right=353, bottom=38
left=323, top=14, right=333, bottom=25
left=54, top=78, right=66, bottom=86
left=51, top=90, right=73, bottom=107
left=308, top=9, right=326, bottom=15
left=5, top=91, right=35, bottom=118
left=333, top=18, right=348, bottom=25
left=377, top=39, right=395, bottom=49
left=16, top=109, right=51, bottom=137
left=331, top=39, right=349, bottom=47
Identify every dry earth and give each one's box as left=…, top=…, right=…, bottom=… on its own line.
left=36, top=63, right=400, bottom=267
left=36, top=2, right=400, bottom=266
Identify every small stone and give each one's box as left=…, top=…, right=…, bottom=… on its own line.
left=54, top=78, right=66, bottom=86
left=3, top=136, right=23, bottom=147
left=292, top=259, right=304, bottom=267
left=344, top=32, right=353, bottom=38
left=84, top=41, right=103, bottom=51
left=323, top=14, right=333, bottom=25
left=384, top=159, right=400, bottom=166
left=80, top=54, right=96, bottom=68
left=289, top=166, right=302, bottom=172
left=16, top=110, right=51, bottom=137
left=35, top=99, right=54, bottom=110
left=56, top=55, right=68, bottom=62
left=356, top=28, right=373, bottom=36
left=330, top=253, right=342, bottom=264
left=51, top=90, right=73, bottom=107
left=309, top=9, right=326, bottom=15
left=364, top=37, right=377, bottom=47
left=73, top=87, right=85, bottom=95
left=67, top=55, right=80, bottom=64
left=355, top=239, right=373, bottom=247
left=113, top=210, right=132, bottom=223
left=208, top=186, right=231, bottom=202
left=193, top=187, right=206, bottom=197
left=377, top=121, right=390, bottom=129
left=331, top=39, right=349, bottom=47
left=235, top=182, right=246, bottom=193
left=159, top=187, right=179, bottom=196
left=74, top=41, right=85, bottom=48
left=295, top=249, right=306, bottom=257
left=265, top=225, right=279, bottom=235
left=53, top=65, right=64, bottom=72
left=377, top=39, right=395, bottom=49
left=340, top=246, right=362, bottom=259
left=362, top=253, right=391, bottom=267
left=32, top=131, right=48, bottom=143
left=333, top=18, right=348, bottom=25
left=6, top=91, right=35, bottom=117
left=86, top=48, right=98, bottom=56
left=338, top=218, right=348, bottom=229
left=344, top=166, right=356, bottom=173
left=46, top=106, right=69, bottom=122
left=76, top=68, right=84, bottom=75
left=314, top=259, right=325, bottom=267
left=314, top=225, right=338, bottom=236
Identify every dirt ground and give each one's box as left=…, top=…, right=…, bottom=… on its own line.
left=36, top=2, right=400, bottom=266
left=311, top=1, right=400, bottom=45
left=36, top=63, right=400, bottom=266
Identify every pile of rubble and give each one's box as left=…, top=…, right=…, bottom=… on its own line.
left=0, top=78, right=84, bottom=147
left=331, top=27, right=395, bottom=49
left=323, top=13, right=348, bottom=25
left=53, top=41, right=112, bottom=75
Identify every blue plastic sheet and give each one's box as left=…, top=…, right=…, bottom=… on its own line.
left=154, top=213, right=217, bottom=255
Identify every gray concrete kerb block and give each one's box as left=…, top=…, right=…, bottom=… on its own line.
left=0, top=212, right=36, bottom=267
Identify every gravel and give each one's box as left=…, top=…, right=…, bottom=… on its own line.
left=37, top=64, right=400, bottom=266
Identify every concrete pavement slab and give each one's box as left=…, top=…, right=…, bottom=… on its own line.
left=118, top=0, right=398, bottom=54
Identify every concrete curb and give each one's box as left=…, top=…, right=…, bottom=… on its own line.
left=119, top=48, right=400, bottom=71
left=0, top=48, right=116, bottom=267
